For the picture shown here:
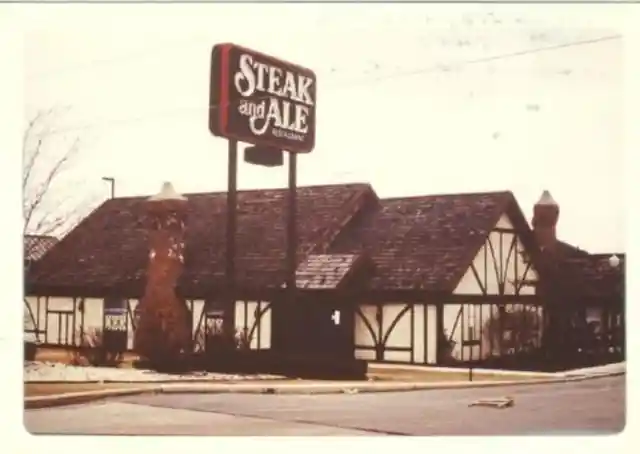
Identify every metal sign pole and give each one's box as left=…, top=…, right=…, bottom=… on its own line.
left=287, top=151, right=297, bottom=302
left=225, top=139, right=238, bottom=341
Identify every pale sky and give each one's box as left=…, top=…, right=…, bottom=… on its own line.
left=20, top=3, right=627, bottom=253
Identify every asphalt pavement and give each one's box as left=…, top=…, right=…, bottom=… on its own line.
left=24, top=375, right=625, bottom=436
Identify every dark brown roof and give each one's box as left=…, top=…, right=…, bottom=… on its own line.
left=329, top=191, right=533, bottom=291
left=26, top=183, right=540, bottom=297
left=294, top=254, right=367, bottom=290
left=541, top=250, right=625, bottom=300
left=24, top=235, right=59, bottom=262
left=27, top=183, right=374, bottom=297
left=553, top=240, right=590, bottom=258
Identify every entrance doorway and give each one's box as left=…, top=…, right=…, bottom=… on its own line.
left=272, top=296, right=354, bottom=359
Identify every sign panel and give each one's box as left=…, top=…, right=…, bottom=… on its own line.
left=104, top=308, right=127, bottom=332
left=209, top=43, right=317, bottom=153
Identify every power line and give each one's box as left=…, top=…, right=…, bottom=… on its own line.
left=28, top=33, right=621, bottom=138
left=328, top=33, right=622, bottom=90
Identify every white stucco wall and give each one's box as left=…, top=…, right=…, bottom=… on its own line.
left=382, top=303, right=412, bottom=362
left=354, top=304, right=377, bottom=360
left=440, top=213, right=544, bottom=361
left=454, top=214, right=539, bottom=296
left=234, top=300, right=271, bottom=349
left=24, top=296, right=104, bottom=346
left=354, top=303, right=438, bottom=364
left=24, top=296, right=272, bottom=351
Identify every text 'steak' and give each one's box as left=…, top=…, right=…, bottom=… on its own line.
left=209, top=43, right=317, bottom=154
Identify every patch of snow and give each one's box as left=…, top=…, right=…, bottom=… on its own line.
left=563, top=362, right=625, bottom=377
left=24, top=361, right=281, bottom=383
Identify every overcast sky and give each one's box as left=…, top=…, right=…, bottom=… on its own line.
left=20, top=3, right=627, bottom=253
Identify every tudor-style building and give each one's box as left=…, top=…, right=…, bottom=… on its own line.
left=23, top=182, right=624, bottom=368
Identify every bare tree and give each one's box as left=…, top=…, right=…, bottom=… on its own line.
left=23, top=108, right=97, bottom=261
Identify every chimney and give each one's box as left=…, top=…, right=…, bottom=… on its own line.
left=532, top=190, right=559, bottom=252
left=135, top=182, right=191, bottom=367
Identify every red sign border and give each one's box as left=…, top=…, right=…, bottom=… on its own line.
left=211, top=43, right=317, bottom=154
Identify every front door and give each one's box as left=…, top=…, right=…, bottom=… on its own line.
left=272, top=297, right=354, bottom=359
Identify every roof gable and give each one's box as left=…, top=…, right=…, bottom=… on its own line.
left=329, top=190, right=528, bottom=291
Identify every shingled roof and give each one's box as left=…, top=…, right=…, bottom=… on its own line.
left=24, top=235, right=59, bottom=262
left=328, top=191, right=533, bottom=291
left=26, top=183, right=375, bottom=297
left=294, top=254, right=370, bottom=290
left=539, top=250, right=625, bottom=300
left=26, top=183, right=538, bottom=297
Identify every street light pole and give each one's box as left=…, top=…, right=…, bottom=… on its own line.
left=102, top=177, right=115, bottom=199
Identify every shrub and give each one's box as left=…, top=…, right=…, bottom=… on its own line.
left=235, top=328, right=252, bottom=350
left=483, top=306, right=542, bottom=356
left=70, top=328, right=124, bottom=367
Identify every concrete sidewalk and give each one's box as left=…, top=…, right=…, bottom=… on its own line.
left=24, top=362, right=625, bottom=409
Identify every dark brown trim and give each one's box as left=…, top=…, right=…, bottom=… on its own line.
left=461, top=303, right=465, bottom=361
left=24, top=298, right=38, bottom=333
left=488, top=303, right=494, bottom=355
left=248, top=302, right=271, bottom=345
left=423, top=303, right=428, bottom=364
left=376, top=304, right=383, bottom=346
left=36, top=297, right=42, bottom=341
left=514, top=236, right=519, bottom=296
left=445, top=294, right=540, bottom=303
left=470, top=263, right=487, bottom=296
left=194, top=304, right=206, bottom=341
left=243, top=300, right=249, bottom=332
left=44, top=297, right=50, bottom=344
left=435, top=303, right=443, bottom=363
left=448, top=306, right=462, bottom=343
left=256, top=300, right=262, bottom=349
left=487, top=236, right=502, bottom=294
left=355, top=344, right=411, bottom=352
left=410, top=303, right=415, bottom=363
left=355, top=306, right=378, bottom=347
left=73, top=297, right=79, bottom=346
left=479, top=302, right=483, bottom=359
left=484, top=242, right=488, bottom=293
left=80, top=297, right=85, bottom=345
left=461, top=340, right=481, bottom=346
left=126, top=299, right=137, bottom=331
left=499, top=231, right=504, bottom=291
left=516, top=262, right=533, bottom=294
left=502, top=234, right=517, bottom=293
left=492, top=227, right=516, bottom=234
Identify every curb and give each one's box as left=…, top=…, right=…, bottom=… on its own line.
left=24, top=386, right=161, bottom=410
left=158, top=372, right=624, bottom=395
left=24, top=371, right=624, bottom=409
left=24, top=378, right=284, bottom=385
